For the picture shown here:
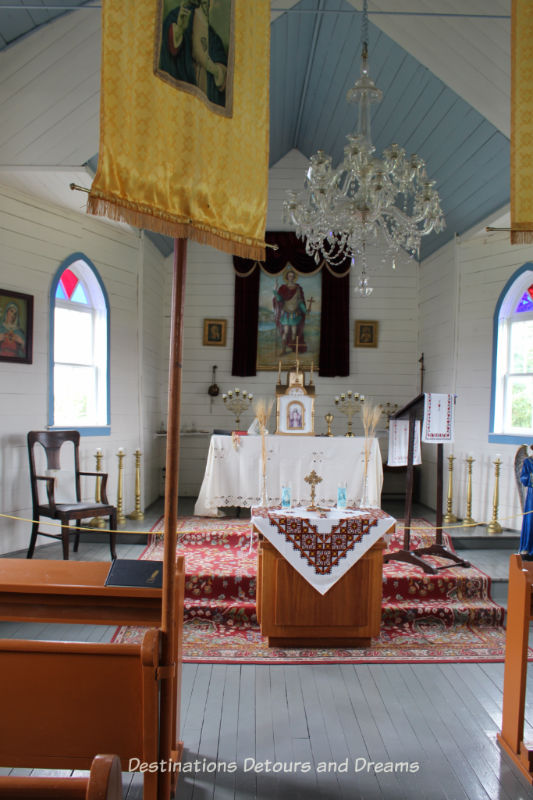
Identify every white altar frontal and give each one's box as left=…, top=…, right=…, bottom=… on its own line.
left=194, top=434, right=383, bottom=517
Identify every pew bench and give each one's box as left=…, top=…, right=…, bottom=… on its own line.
left=0, top=754, right=122, bottom=800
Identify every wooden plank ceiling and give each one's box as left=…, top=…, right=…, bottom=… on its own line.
left=0, top=0, right=511, bottom=260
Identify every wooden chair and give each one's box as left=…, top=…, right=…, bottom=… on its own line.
left=0, top=753, right=123, bottom=799
left=27, top=430, right=117, bottom=560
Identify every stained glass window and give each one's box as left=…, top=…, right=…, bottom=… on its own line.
left=515, top=285, right=533, bottom=313
left=51, top=257, right=109, bottom=432
left=55, top=267, right=88, bottom=304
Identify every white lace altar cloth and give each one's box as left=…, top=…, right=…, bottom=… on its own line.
left=252, top=506, right=395, bottom=594
left=194, top=435, right=383, bottom=517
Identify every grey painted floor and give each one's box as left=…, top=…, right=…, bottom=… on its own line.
left=0, top=499, right=530, bottom=799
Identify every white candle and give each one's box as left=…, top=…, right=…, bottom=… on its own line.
left=118, top=448, right=124, bottom=455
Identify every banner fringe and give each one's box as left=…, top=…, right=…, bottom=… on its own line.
left=511, top=230, right=533, bottom=245
left=87, top=194, right=266, bottom=261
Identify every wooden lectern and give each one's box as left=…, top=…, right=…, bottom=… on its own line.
left=498, top=554, right=533, bottom=782
left=384, top=394, right=469, bottom=574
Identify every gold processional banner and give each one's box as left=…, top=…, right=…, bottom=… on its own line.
left=511, top=0, right=533, bottom=244
left=88, top=0, right=270, bottom=260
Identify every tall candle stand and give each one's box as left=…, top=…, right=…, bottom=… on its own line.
left=334, top=391, right=364, bottom=437
left=487, top=456, right=503, bottom=535
left=222, top=387, right=253, bottom=429
left=116, top=449, right=126, bottom=526
left=127, top=449, right=145, bottom=521
left=89, top=448, right=105, bottom=528
left=443, top=454, right=457, bottom=524
left=463, top=456, right=476, bottom=526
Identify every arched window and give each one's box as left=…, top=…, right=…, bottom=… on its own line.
left=490, top=263, right=533, bottom=444
left=49, top=254, right=110, bottom=435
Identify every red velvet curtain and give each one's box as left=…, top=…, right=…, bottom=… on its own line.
left=232, top=232, right=350, bottom=377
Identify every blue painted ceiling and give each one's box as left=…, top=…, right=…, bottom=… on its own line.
left=0, top=0, right=510, bottom=261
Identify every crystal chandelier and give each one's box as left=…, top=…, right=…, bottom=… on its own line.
left=283, top=0, right=445, bottom=296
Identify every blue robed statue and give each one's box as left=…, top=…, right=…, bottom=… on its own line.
left=519, top=452, right=533, bottom=558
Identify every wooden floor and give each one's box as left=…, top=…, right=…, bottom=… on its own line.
left=1, top=501, right=533, bottom=799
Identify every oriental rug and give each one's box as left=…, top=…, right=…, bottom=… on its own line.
left=112, top=517, right=513, bottom=664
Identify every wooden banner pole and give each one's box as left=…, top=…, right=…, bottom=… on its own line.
left=158, top=237, right=187, bottom=799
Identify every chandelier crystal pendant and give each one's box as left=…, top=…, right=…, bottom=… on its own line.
left=283, top=0, right=445, bottom=296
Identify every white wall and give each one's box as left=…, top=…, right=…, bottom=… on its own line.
left=419, top=223, right=533, bottom=532
left=173, top=150, right=421, bottom=495
left=0, top=184, right=168, bottom=554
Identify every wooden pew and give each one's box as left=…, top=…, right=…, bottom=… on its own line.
left=0, top=628, right=177, bottom=800
left=0, top=754, right=122, bottom=799
left=498, top=554, right=533, bottom=783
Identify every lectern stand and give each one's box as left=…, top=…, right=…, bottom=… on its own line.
left=383, top=394, right=469, bottom=575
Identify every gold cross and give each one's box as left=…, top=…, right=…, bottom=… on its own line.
left=304, top=469, right=322, bottom=511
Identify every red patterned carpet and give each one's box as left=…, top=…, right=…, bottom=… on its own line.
left=113, top=516, right=510, bottom=664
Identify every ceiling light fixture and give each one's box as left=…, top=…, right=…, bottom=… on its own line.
left=283, top=0, right=445, bottom=296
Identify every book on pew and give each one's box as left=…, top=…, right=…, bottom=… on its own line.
left=105, top=559, right=163, bottom=588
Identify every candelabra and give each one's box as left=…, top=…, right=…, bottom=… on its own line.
left=463, top=456, right=476, bottom=526
left=127, top=449, right=144, bottom=521
left=334, top=391, right=364, bottom=437
left=116, top=448, right=126, bottom=526
left=443, top=454, right=457, bottom=524
left=325, top=413, right=334, bottom=437
left=222, top=387, right=253, bottom=429
left=487, top=456, right=503, bottom=535
left=89, top=448, right=105, bottom=528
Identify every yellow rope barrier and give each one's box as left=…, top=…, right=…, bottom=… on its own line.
left=0, top=507, right=531, bottom=537
left=0, top=512, right=150, bottom=536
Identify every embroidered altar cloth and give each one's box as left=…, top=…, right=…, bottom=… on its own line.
left=252, top=506, right=395, bottom=595
left=422, top=393, right=455, bottom=443
left=194, top=435, right=383, bottom=516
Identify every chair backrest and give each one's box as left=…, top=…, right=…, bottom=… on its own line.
left=27, top=431, right=81, bottom=506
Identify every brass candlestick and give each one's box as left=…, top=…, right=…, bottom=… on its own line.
left=304, top=469, right=322, bottom=511
left=463, top=456, right=476, bottom=526
left=222, top=387, right=253, bottom=429
left=127, top=449, right=144, bottom=521
left=443, top=454, right=457, bottom=524
left=325, top=413, right=334, bottom=437
left=89, top=449, right=105, bottom=528
left=487, top=456, right=503, bottom=535
left=334, top=391, right=364, bottom=437
left=116, top=449, right=126, bottom=526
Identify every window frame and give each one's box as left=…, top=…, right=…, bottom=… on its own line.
left=49, top=253, right=111, bottom=437
left=489, top=262, right=533, bottom=445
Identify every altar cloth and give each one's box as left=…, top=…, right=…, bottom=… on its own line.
left=194, top=435, right=383, bottom=517
left=252, top=505, right=395, bottom=594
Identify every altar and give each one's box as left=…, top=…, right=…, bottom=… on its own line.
left=253, top=506, right=395, bottom=647
left=194, top=434, right=383, bottom=516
